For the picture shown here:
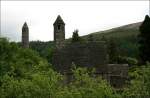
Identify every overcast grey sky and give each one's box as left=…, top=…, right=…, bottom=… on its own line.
left=1, top=1, right=149, bottom=42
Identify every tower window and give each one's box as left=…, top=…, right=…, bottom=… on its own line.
left=58, top=25, right=61, bottom=30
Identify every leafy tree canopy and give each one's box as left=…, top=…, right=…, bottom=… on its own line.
left=138, top=15, right=150, bottom=64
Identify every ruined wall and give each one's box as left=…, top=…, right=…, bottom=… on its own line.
left=52, top=41, right=129, bottom=88
left=52, top=41, right=108, bottom=73
left=107, top=64, right=129, bottom=88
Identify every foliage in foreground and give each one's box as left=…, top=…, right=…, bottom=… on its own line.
left=0, top=38, right=118, bottom=98
left=1, top=38, right=150, bottom=98
left=122, top=63, right=150, bottom=97
left=56, top=66, right=119, bottom=98
left=0, top=38, right=61, bottom=98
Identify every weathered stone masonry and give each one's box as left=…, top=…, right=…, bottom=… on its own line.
left=22, top=22, right=29, bottom=48
left=52, top=15, right=129, bottom=88
left=21, top=15, right=129, bottom=88
left=52, top=41, right=108, bottom=73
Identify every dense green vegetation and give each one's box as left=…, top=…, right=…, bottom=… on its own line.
left=107, top=38, right=119, bottom=64
left=0, top=38, right=118, bottom=98
left=138, top=15, right=150, bottom=64
left=1, top=16, right=150, bottom=98
left=122, top=64, right=150, bottom=97
left=1, top=36, right=150, bottom=98
left=29, top=41, right=55, bottom=63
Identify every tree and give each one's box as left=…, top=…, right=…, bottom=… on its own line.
left=108, top=38, right=119, bottom=63
left=72, top=29, right=81, bottom=43
left=138, top=15, right=150, bottom=64
left=0, top=38, right=62, bottom=98
left=101, top=35, right=107, bottom=42
left=122, top=63, right=150, bottom=97
left=88, top=34, right=94, bottom=42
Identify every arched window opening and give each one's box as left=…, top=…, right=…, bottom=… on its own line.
left=58, top=25, right=61, bottom=30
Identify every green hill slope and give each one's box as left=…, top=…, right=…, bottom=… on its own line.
left=83, top=22, right=141, bottom=40
left=83, top=22, right=142, bottom=58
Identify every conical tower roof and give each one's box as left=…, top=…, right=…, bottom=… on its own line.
left=53, top=15, right=65, bottom=25
left=22, top=22, right=29, bottom=32
left=22, top=22, right=28, bottom=28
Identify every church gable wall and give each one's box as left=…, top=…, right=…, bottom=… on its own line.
left=52, top=41, right=108, bottom=73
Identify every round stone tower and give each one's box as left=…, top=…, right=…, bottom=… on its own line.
left=53, top=15, right=65, bottom=48
left=22, top=22, right=29, bottom=48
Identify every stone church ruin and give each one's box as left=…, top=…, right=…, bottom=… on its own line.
left=21, top=15, right=129, bottom=88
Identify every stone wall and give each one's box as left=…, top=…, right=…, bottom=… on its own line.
left=52, top=41, right=108, bottom=73
left=52, top=41, right=129, bottom=88
left=107, top=64, right=129, bottom=88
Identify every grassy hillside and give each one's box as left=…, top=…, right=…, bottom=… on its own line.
left=82, top=22, right=142, bottom=58
left=83, top=22, right=141, bottom=40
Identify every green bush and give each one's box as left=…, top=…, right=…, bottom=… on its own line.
left=1, top=38, right=150, bottom=98
left=0, top=38, right=62, bottom=98
left=122, top=63, right=150, bottom=97
left=55, top=66, right=120, bottom=98
left=117, top=56, right=138, bottom=66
